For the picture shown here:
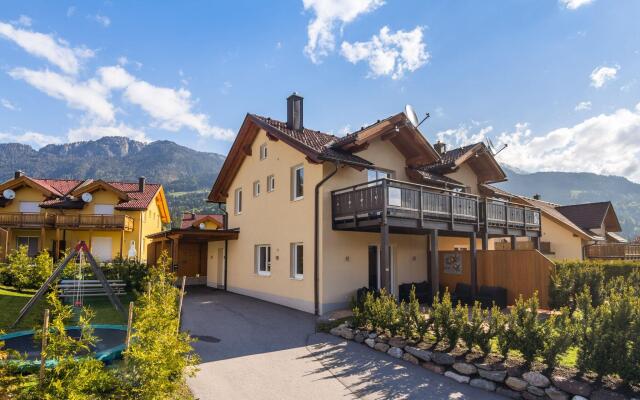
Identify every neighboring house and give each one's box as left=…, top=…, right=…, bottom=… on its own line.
left=482, top=185, right=625, bottom=260
left=0, top=172, right=170, bottom=262
left=180, top=212, right=224, bottom=230
left=206, top=93, right=545, bottom=315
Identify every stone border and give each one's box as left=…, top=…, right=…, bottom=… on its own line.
left=329, top=324, right=635, bottom=400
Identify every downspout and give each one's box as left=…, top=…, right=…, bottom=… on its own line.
left=216, top=202, right=229, bottom=291
left=314, top=162, right=340, bottom=316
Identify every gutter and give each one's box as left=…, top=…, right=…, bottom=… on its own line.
left=314, top=162, right=340, bottom=316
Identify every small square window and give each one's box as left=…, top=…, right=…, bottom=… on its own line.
left=255, top=245, right=271, bottom=276
left=260, top=143, right=268, bottom=160
left=291, top=243, right=303, bottom=279
left=253, top=180, right=261, bottom=197
left=267, top=175, right=275, bottom=192
left=234, top=188, right=243, bottom=214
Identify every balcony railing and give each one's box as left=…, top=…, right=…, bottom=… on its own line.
left=0, top=213, right=134, bottom=231
left=585, top=243, right=640, bottom=260
left=331, top=178, right=541, bottom=234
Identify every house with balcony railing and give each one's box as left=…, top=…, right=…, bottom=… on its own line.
left=0, top=172, right=170, bottom=262
left=205, top=93, right=552, bottom=315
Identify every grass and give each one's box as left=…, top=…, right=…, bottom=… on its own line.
left=0, top=284, right=136, bottom=333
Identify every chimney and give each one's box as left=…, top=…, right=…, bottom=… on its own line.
left=138, top=176, right=146, bottom=192
left=434, top=141, right=447, bottom=155
left=533, top=194, right=541, bottom=200
left=14, top=170, right=24, bottom=179
left=286, top=92, right=303, bottom=131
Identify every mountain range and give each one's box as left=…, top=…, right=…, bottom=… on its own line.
left=0, top=137, right=638, bottom=238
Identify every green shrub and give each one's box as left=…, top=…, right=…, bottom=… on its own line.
left=1, top=246, right=53, bottom=291
left=507, top=293, right=544, bottom=364
left=432, top=289, right=466, bottom=349
left=484, top=305, right=507, bottom=356
left=121, top=251, right=200, bottom=399
left=461, top=301, right=488, bottom=352
left=540, top=307, right=576, bottom=370
left=408, top=286, right=431, bottom=341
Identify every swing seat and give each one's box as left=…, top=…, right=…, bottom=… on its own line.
left=59, top=279, right=127, bottom=298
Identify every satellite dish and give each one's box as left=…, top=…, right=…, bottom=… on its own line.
left=404, top=104, right=420, bottom=127
left=199, top=222, right=206, bottom=230
left=81, top=192, right=93, bottom=203
left=3, top=189, right=15, bottom=200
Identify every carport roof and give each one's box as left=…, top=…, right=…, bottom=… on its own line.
left=147, top=228, right=239, bottom=242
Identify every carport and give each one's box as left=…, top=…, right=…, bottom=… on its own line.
left=146, top=229, right=238, bottom=285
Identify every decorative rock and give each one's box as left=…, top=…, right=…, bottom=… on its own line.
left=551, top=376, right=593, bottom=397
left=404, top=346, right=432, bottom=362
left=545, top=386, right=569, bottom=400
left=470, top=378, right=496, bottom=392
left=497, top=387, right=522, bottom=399
left=522, top=392, right=543, bottom=400
left=364, top=338, right=375, bottom=348
left=453, top=362, right=477, bottom=375
left=478, top=369, right=507, bottom=383
left=505, top=377, right=528, bottom=391
left=388, top=336, right=407, bottom=348
left=374, top=342, right=390, bottom=353
left=475, top=362, right=505, bottom=371
left=571, top=397, right=588, bottom=400
left=444, top=371, right=470, bottom=384
left=402, top=352, right=419, bottom=365
left=527, top=385, right=545, bottom=397
left=375, top=334, right=389, bottom=343
left=421, top=362, right=445, bottom=375
left=329, top=325, right=346, bottom=336
left=431, top=351, right=455, bottom=366
left=354, top=332, right=366, bottom=343
left=590, top=389, right=626, bottom=400
left=522, top=371, right=550, bottom=388
left=387, top=347, right=403, bottom=359
left=368, top=332, right=377, bottom=339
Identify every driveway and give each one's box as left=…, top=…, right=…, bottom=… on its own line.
left=183, top=287, right=503, bottom=400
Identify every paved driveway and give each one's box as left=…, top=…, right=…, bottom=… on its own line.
left=183, top=287, right=503, bottom=400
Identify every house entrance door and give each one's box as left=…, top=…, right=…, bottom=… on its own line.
left=368, top=245, right=394, bottom=293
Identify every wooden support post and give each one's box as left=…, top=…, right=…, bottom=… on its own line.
left=120, top=230, right=125, bottom=259
left=533, top=236, right=541, bottom=251
left=430, top=230, right=439, bottom=297
left=380, top=223, right=390, bottom=293
left=172, top=237, right=180, bottom=274
left=39, top=224, right=46, bottom=252
left=177, top=275, right=186, bottom=334
left=125, top=301, right=134, bottom=350
left=55, top=228, right=61, bottom=261
left=470, top=232, right=478, bottom=299
left=5, top=228, right=10, bottom=261
left=39, top=308, right=50, bottom=386
left=510, top=235, right=517, bottom=250
left=481, top=231, right=489, bottom=251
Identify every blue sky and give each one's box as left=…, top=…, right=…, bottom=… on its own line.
left=1, top=0, right=640, bottom=181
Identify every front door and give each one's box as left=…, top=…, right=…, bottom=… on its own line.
left=368, top=245, right=395, bottom=294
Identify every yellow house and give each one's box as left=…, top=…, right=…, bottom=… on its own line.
left=206, top=93, right=548, bottom=314
left=0, top=172, right=170, bottom=262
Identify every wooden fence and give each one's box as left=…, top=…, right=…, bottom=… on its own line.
left=585, top=243, right=640, bottom=260
left=0, top=227, right=7, bottom=261
left=439, top=249, right=555, bottom=308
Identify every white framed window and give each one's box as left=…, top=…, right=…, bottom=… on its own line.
left=291, top=243, right=303, bottom=279
left=16, top=236, right=39, bottom=257
left=292, top=165, right=304, bottom=201
left=94, top=204, right=115, bottom=215
left=19, top=201, right=40, bottom=213
left=260, top=143, right=268, bottom=160
left=234, top=188, right=243, bottom=215
left=253, top=180, right=261, bottom=197
left=255, top=245, right=271, bottom=276
left=367, top=169, right=393, bottom=182
left=267, top=175, right=275, bottom=192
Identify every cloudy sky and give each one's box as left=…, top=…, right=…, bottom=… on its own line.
left=1, top=1, right=639, bottom=181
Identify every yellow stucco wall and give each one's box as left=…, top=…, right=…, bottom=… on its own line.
left=445, top=164, right=479, bottom=194
left=206, top=241, right=225, bottom=288
left=540, top=215, right=584, bottom=260
left=1, top=185, right=165, bottom=262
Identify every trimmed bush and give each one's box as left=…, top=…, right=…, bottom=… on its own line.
left=540, top=307, right=576, bottom=370
left=0, top=246, right=53, bottom=291
left=432, top=289, right=467, bottom=349
left=461, top=301, right=486, bottom=352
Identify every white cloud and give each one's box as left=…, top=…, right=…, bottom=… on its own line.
left=341, top=26, right=429, bottom=79
left=436, top=123, right=493, bottom=147
left=575, top=101, right=592, bottom=111
left=496, top=103, right=640, bottom=183
left=67, top=7, right=76, bottom=17
left=590, top=65, right=618, bottom=88
left=91, top=14, right=111, bottom=27
left=9, top=68, right=114, bottom=122
left=11, top=15, right=32, bottom=27
left=621, top=79, right=637, bottom=92
left=67, top=123, right=149, bottom=143
left=0, top=131, right=62, bottom=147
left=0, top=21, right=93, bottom=74
left=559, top=0, right=595, bottom=9
left=1, top=98, right=20, bottom=111
left=303, top=0, right=385, bottom=63
left=98, top=65, right=234, bottom=140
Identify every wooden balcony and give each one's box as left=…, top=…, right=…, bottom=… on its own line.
left=331, top=178, right=541, bottom=237
left=585, top=243, right=640, bottom=260
left=0, top=213, right=134, bottom=231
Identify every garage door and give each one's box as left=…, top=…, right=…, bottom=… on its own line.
left=91, top=237, right=113, bottom=262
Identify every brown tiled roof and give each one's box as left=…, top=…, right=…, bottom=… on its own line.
left=556, top=202, right=614, bottom=231
left=418, top=143, right=480, bottom=173
left=251, top=114, right=372, bottom=167
left=30, top=178, right=83, bottom=196
left=330, top=115, right=397, bottom=148
left=180, top=213, right=223, bottom=229
left=108, top=182, right=162, bottom=210
left=410, top=169, right=466, bottom=187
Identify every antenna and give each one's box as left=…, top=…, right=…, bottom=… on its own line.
left=404, top=104, right=431, bottom=128
left=484, top=138, right=508, bottom=156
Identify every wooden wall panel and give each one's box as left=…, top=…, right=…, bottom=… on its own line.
left=439, top=250, right=555, bottom=308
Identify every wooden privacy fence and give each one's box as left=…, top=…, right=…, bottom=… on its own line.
left=585, top=243, right=640, bottom=260
left=439, top=250, right=555, bottom=308
left=0, top=227, right=7, bottom=261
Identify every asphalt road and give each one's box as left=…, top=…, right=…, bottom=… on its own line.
left=183, top=287, right=503, bottom=400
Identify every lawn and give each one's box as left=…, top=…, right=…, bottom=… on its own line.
left=0, top=284, right=136, bottom=332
